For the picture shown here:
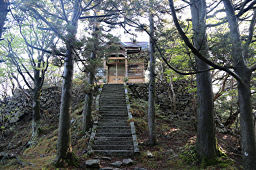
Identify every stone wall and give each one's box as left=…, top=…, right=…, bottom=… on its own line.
left=128, top=80, right=196, bottom=120
left=0, top=84, right=85, bottom=126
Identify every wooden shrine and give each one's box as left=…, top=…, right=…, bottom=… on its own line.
left=104, top=41, right=148, bottom=84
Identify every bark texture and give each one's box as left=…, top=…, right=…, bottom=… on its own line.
left=190, top=0, right=217, bottom=160
left=55, top=0, right=81, bottom=165
left=147, top=1, right=156, bottom=145
left=55, top=44, right=74, bottom=163
left=0, top=0, right=8, bottom=38
left=223, top=1, right=256, bottom=169
left=31, top=69, right=41, bottom=142
left=82, top=71, right=94, bottom=132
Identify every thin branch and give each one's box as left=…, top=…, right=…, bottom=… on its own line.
left=27, top=7, right=65, bottom=40
left=25, top=42, right=65, bottom=57
left=244, top=9, right=256, bottom=59
left=80, top=13, right=118, bottom=20
left=237, top=0, right=256, bottom=17
left=82, top=0, right=94, bottom=11
left=60, top=0, right=69, bottom=22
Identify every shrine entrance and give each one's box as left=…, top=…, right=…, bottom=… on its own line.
left=108, top=58, right=126, bottom=84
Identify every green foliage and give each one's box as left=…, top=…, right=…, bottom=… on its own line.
left=179, top=144, right=235, bottom=169
left=179, top=144, right=199, bottom=166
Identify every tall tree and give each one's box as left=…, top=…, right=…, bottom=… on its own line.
left=19, top=0, right=83, bottom=165
left=190, top=0, right=216, bottom=161
left=54, top=1, right=81, bottom=165
left=1, top=13, right=53, bottom=144
left=0, top=0, right=8, bottom=39
left=147, top=0, right=156, bottom=145
left=169, top=0, right=256, bottom=168
left=82, top=12, right=99, bottom=132
left=222, top=0, right=256, bottom=169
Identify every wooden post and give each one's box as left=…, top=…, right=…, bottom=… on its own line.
left=104, top=57, right=108, bottom=84
left=125, top=50, right=128, bottom=82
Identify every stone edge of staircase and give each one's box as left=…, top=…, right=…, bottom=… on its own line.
left=88, top=86, right=102, bottom=154
left=124, top=83, right=140, bottom=155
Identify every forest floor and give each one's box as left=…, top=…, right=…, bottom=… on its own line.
left=0, top=87, right=243, bottom=169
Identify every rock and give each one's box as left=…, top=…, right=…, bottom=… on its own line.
left=85, top=159, right=100, bottom=168
left=100, top=167, right=113, bottom=170
left=101, top=156, right=111, bottom=161
left=147, top=151, right=153, bottom=158
left=122, top=158, right=133, bottom=165
left=110, top=161, right=122, bottom=168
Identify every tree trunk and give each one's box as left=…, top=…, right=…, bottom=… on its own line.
left=0, top=0, right=8, bottom=38
left=31, top=69, right=41, bottom=144
left=190, top=0, right=217, bottom=161
left=169, top=74, right=176, bottom=113
left=55, top=45, right=74, bottom=164
left=223, top=0, right=256, bottom=169
left=147, top=0, right=156, bottom=145
left=55, top=1, right=81, bottom=166
left=82, top=71, right=94, bottom=132
left=237, top=73, right=256, bottom=169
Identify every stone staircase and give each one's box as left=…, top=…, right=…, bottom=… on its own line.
left=92, top=84, right=137, bottom=156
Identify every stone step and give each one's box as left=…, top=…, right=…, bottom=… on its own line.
left=99, top=110, right=127, bottom=114
left=99, top=103, right=126, bottom=105
left=100, top=94, right=125, bottom=97
left=99, top=112, right=128, bottom=115
left=97, top=125, right=130, bottom=129
left=100, top=110, right=128, bottom=113
left=100, top=98, right=126, bottom=103
left=92, top=145, right=133, bottom=150
left=100, top=97, right=125, bottom=99
left=99, top=110, right=127, bottom=113
left=96, top=128, right=131, bottom=134
left=95, top=133, right=132, bottom=137
left=94, top=140, right=133, bottom=146
left=98, top=122, right=129, bottom=126
left=101, top=90, right=124, bottom=95
left=101, top=91, right=124, bottom=93
left=100, top=100, right=126, bottom=105
left=93, top=150, right=134, bottom=157
left=98, top=119, right=128, bottom=123
left=100, top=105, right=126, bottom=107
left=98, top=119, right=128, bottom=122
left=97, top=124, right=130, bottom=128
left=100, top=96, right=125, bottom=98
left=100, top=107, right=127, bottom=110
left=100, top=114, right=128, bottom=117
left=94, top=136, right=133, bottom=141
